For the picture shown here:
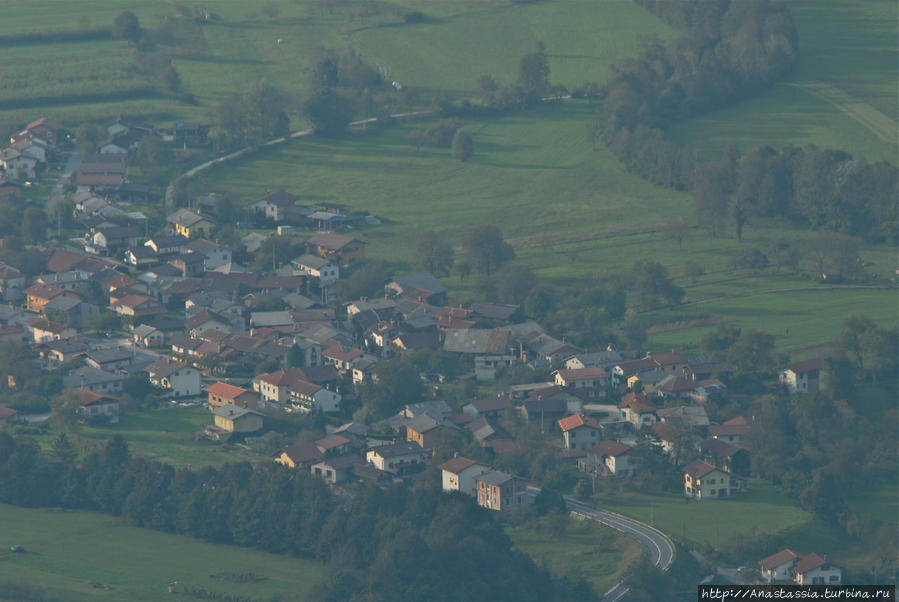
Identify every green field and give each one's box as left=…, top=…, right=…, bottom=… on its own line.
left=670, top=0, right=898, bottom=163
left=507, top=515, right=643, bottom=595
left=24, top=407, right=267, bottom=469
left=0, top=503, right=323, bottom=601
left=600, top=480, right=812, bottom=550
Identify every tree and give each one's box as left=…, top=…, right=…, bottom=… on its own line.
left=727, top=329, right=775, bottom=373
left=21, top=207, right=48, bottom=242
left=112, top=11, right=141, bottom=42
left=684, top=261, right=704, bottom=283
left=414, top=231, right=454, bottom=277
left=76, top=123, right=100, bottom=151
left=312, top=56, right=339, bottom=90
left=286, top=344, right=305, bottom=368
left=518, top=43, right=549, bottom=101
left=464, top=225, right=514, bottom=275
left=692, top=161, right=734, bottom=237
left=48, top=198, right=74, bottom=232
left=495, top=263, right=536, bottom=304
left=136, top=135, right=171, bottom=170
left=630, top=260, right=683, bottom=308
left=476, top=75, right=497, bottom=106
left=359, top=358, right=425, bottom=420
left=304, top=90, right=354, bottom=137
left=454, top=261, right=471, bottom=281
left=451, top=130, right=474, bottom=162
left=663, top=218, right=689, bottom=249
left=406, top=129, right=425, bottom=151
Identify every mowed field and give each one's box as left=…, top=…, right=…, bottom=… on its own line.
left=195, top=102, right=897, bottom=354
left=669, top=0, right=898, bottom=163
left=0, top=503, right=324, bottom=601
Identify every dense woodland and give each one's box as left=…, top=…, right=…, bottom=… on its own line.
left=0, top=433, right=595, bottom=601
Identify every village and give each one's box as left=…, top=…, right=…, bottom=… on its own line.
left=0, top=115, right=854, bottom=590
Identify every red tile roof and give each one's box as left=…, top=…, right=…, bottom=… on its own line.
left=557, top=414, right=602, bottom=432
left=681, top=460, right=722, bottom=479
left=0, top=405, right=18, bottom=419
left=25, top=283, right=65, bottom=300
left=314, top=434, right=351, bottom=451
left=438, top=456, right=484, bottom=474
left=760, top=549, right=800, bottom=570
left=205, top=382, right=249, bottom=399
left=618, top=392, right=658, bottom=414
left=467, top=395, right=512, bottom=413
left=77, top=388, right=118, bottom=407
left=590, top=440, right=631, bottom=457
left=792, top=553, right=831, bottom=575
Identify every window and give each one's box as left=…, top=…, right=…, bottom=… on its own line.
left=828, top=576, right=839, bottom=583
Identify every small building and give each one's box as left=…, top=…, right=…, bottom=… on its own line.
left=385, top=272, right=448, bottom=306
left=557, top=414, right=603, bottom=451
left=474, top=355, right=517, bottom=380
left=291, top=254, right=339, bottom=283
left=554, top=367, right=610, bottom=393
left=212, top=404, right=263, bottom=434
left=791, top=553, right=841, bottom=586
left=618, top=392, right=658, bottom=428
left=64, top=367, right=124, bottom=394
left=366, top=441, right=426, bottom=475
left=404, top=415, right=455, bottom=450
left=708, top=416, right=750, bottom=445
left=287, top=379, right=342, bottom=413
left=779, top=358, right=825, bottom=394
left=77, top=389, right=120, bottom=423
left=306, top=232, right=365, bottom=267
left=682, top=460, right=744, bottom=500
left=476, top=470, right=530, bottom=512
left=579, top=439, right=635, bottom=477
left=167, top=208, right=216, bottom=239
left=85, top=349, right=133, bottom=372
left=132, top=324, right=164, bottom=347
left=439, top=456, right=490, bottom=497
left=311, top=454, right=363, bottom=485
left=760, top=549, right=801, bottom=583
left=24, top=283, right=67, bottom=313
left=205, top=381, right=258, bottom=409
left=147, top=358, right=201, bottom=397
left=462, top=395, right=512, bottom=420
left=275, top=442, right=324, bottom=469
left=252, top=190, right=299, bottom=222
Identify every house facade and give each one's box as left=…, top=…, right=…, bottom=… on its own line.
left=476, top=470, right=530, bottom=512
left=682, top=460, right=744, bottom=500
left=439, top=456, right=489, bottom=497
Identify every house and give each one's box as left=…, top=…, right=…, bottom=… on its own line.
left=385, top=272, right=447, bottom=306
left=314, top=434, right=352, bottom=456
left=476, top=470, right=530, bottom=512
left=759, top=549, right=801, bottom=583
left=253, top=368, right=307, bottom=403
left=779, top=358, right=826, bottom=394
left=146, top=358, right=201, bottom=397
left=557, top=414, right=603, bottom=451
left=252, top=190, right=298, bottom=222
left=759, top=550, right=841, bottom=585
left=167, top=208, right=216, bottom=238
left=186, top=310, right=232, bottom=337
left=365, top=441, right=427, bottom=475
left=26, top=117, right=65, bottom=147
left=205, top=381, right=258, bottom=409
left=791, top=553, right=841, bottom=586
left=700, top=437, right=751, bottom=476
left=85, top=349, right=133, bottom=372
left=26, top=317, right=76, bottom=343
left=440, top=456, right=490, bottom=497
left=618, top=392, right=658, bottom=428
left=184, top=239, right=231, bottom=271
left=90, top=226, right=139, bottom=253
left=708, top=416, right=750, bottom=445
left=392, top=331, right=442, bottom=352
left=64, top=367, right=124, bottom=393
left=443, top=328, right=509, bottom=355
left=306, top=232, right=365, bottom=267
left=169, top=253, right=205, bottom=278
left=563, top=350, right=623, bottom=371
left=404, top=414, right=456, bottom=450
left=311, top=454, right=364, bottom=485
left=462, top=395, right=512, bottom=420
left=474, top=355, right=517, bottom=380
left=77, top=389, right=120, bottom=423
left=44, top=296, right=98, bottom=330
left=291, top=253, right=339, bottom=283
left=323, top=343, right=363, bottom=373
left=110, top=295, right=166, bottom=321
left=650, top=422, right=699, bottom=462
left=522, top=333, right=581, bottom=366
left=656, top=405, right=710, bottom=430
left=0, top=148, right=39, bottom=180
left=0, top=405, right=20, bottom=424
left=287, top=379, right=342, bottom=413
left=469, top=302, right=520, bottom=322
left=682, top=460, right=745, bottom=500
left=24, top=283, right=68, bottom=313
left=520, top=388, right=581, bottom=423
left=132, top=324, right=164, bottom=347
left=212, top=404, right=263, bottom=434
left=554, top=367, right=610, bottom=396
left=144, top=234, right=189, bottom=256
left=274, top=442, right=324, bottom=469
left=649, top=351, right=689, bottom=375
left=0, top=263, right=25, bottom=301
left=579, top=439, right=635, bottom=477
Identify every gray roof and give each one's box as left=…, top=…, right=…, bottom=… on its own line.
left=87, top=348, right=132, bottom=364
left=476, top=469, right=520, bottom=487
left=369, top=441, right=425, bottom=458
left=443, top=329, right=508, bottom=355
left=44, top=296, right=81, bottom=312
left=250, top=310, right=294, bottom=327
left=292, top=254, right=331, bottom=270
left=64, top=367, right=124, bottom=387
left=388, top=272, right=447, bottom=295
left=212, top=404, right=263, bottom=420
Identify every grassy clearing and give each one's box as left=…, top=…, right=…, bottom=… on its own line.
left=0, top=503, right=323, bottom=601
left=507, top=516, right=643, bottom=595
left=599, top=480, right=811, bottom=550
left=670, top=0, right=897, bottom=163
left=22, top=407, right=267, bottom=469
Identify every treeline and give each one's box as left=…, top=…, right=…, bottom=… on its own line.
left=598, top=0, right=897, bottom=242
left=0, top=27, right=112, bottom=46
left=0, top=434, right=596, bottom=601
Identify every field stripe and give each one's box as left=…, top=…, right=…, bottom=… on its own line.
left=792, top=82, right=898, bottom=144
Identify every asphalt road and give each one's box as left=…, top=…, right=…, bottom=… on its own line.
left=564, top=495, right=676, bottom=602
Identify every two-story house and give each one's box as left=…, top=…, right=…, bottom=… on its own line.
left=439, top=456, right=490, bottom=497
left=682, top=460, right=745, bottom=500
left=476, top=470, right=530, bottom=512
left=147, top=358, right=201, bottom=397
left=557, top=414, right=603, bottom=450
left=365, top=441, right=426, bottom=475
left=579, top=439, right=635, bottom=477
left=779, top=358, right=826, bottom=394
left=306, top=233, right=365, bottom=267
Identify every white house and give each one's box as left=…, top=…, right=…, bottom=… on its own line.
left=366, top=441, right=426, bottom=475
left=779, top=358, right=825, bottom=394
left=439, top=456, right=490, bottom=497
left=287, top=379, right=341, bottom=413
left=792, top=553, right=841, bottom=586
left=291, top=254, right=338, bottom=283
left=580, top=439, right=635, bottom=477
left=760, top=549, right=800, bottom=582
left=147, top=358, right=201, bottom=397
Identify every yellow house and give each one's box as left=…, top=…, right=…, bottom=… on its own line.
left=212, top=404, right=263, bottom=433
left=167, top=208, right=216, bottom=238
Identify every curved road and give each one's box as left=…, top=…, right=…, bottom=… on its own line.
left=565, top=497, right=676, bottom=602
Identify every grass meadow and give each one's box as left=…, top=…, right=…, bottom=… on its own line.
left=0, top=503, right=323, bottom=601
left=507, top=516, right=643, bottom=595
left=669, top=0, right=898, bottom=163
left=599, top=480, right=812, bottom=550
